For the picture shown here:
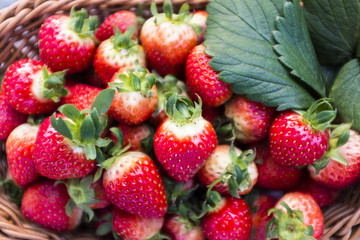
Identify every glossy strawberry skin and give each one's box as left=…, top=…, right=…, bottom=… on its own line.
left=21, top=179, right=82, bottom=232
left=269, top=111, right=329, bottom=167
left=276, top=192, right=324, bottom=240
left=202, top=197, right=252, bottom=240
left=61, top=83, right=102, bottom=111
left=95, top=11, right=138, bottom=42
left=154, top=117, right=217, bottom=182
left=308, top=129, right=360, bottom=190
left=225, top=95, right=275, bottom=144
left=252, top=195, right=277, bottom=240
left=2, top=59, right=59, bottom=114
left=103, top=151, right=167, bottom=219
left=113, top=207, right=164, bottom=240
left=6, top=123, right=40, bottom=187
left=0, top=92, right=27, bottom=140
left=163, top=214, right=205, bottom=240
left=117, top=123, right=153, bottom=152
left=39, top=15, right=96, bottom=74
left=33, top=115, right=96, bottom=179
left=186, top=45, right=232, bottom=107
left=140, top=17, right=198, bottom=77
left=190, top=10, right=208, bottom=44
left=252, top=141, right=302, bottom=190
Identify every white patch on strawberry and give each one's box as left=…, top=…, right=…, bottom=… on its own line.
left=10, top=123, right=39, bottom=139
left=31, top=69, right=52, bottom=103
left=161, top=117, right=210, bottom=139
left=55, top=17, right=94, bottom=45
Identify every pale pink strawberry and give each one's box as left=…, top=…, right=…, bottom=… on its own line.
left=163, top=214, right=205, bottom=240
left=189, top=10, right=208, bottom=43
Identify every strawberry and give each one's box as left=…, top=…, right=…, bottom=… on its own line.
left=140, top=1, right=198, bottom=77
left=186, top=44, right=233, bottom=107
left=225, top=95, right=275, bottom=144
left=6, top=123, right=40, bottom=187
left=108, top=66, right=158, bottom=125
left=201, top=106, right=221, bottom=124
left=61, top=83, right=102, bottom=111
left=268, top=192, right=324, bottom=240
left=252, top=195, right=277, bottom=240
left=189, top=10, right=208, bottom=44
left=117, top=123, right=154, bottom=153
left=113, top=207, right=164, bottom=240
left=163, top=214, right=205, bottom=240
left=252, top=141, right=302, bottom=190
left=84, top=68, right=107, bottom=88
left=1, top=59, right=68, bottom=114
left=308, top=129, right=360, bottom=190
left=197, top=145, right=258, bottom=196
left=39, top=7, right=98, bottom=74
left=93, top=27, right=146, bottom=84
left=201, top=196, right=252, bottom=240
left=21, top=179, right=83, bottom=232
left=88, top=175, right=111, bottom=209
left=154, top=93, right=217, bottom=182
left=102, top=151, right=168, bottom=218
left=0, top=91, right=27, bottom=140
left=95, top=10, right=138, bottom=42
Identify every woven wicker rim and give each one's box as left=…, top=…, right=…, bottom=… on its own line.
left=1, top=0, right=360, bottom=239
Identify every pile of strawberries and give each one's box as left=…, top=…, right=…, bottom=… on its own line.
left=0, top=1, right=359, bottom=240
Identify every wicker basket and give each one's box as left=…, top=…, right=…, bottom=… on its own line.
left=0, top=0, right=359, bottom=239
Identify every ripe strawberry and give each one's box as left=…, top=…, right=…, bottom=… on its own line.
left=61, top=83, right=102, bottom=110
left=154, top=94, right=217, bottom=182
left=113, top=207, right=164, bottom=240
left=1, top=59, right=67, bottom=114
left=197, top=145, right=258, bottom=196
left=268, top=192, right=324, bottom=240
left=308, top=129, right=360, bottom=190
left=39, top=7, right=98, bottom=74
left=93, top=27, right=146, bottom=84
left=225, top=95, right=275, bottom=144
left=102, top=151, right=167, bottom=218
left=163, top=214, right=205, bottom=240
left=252, top=195, right=277, bottom=240
left=6, top=123, right=40, bottom=187
left=140, top=1, right=198, bottom=77
left=117, top=123, right=154, bottom=152
left=0, top=92, right=27, bottom=140
left=21, top=179, right=83, bottom=232
left=252, top=141, right=302, bottom=190
left=201, top=106, right=221, bottom=124
left=95, top=10, right=138, bottom=42
left=186, top=44, right=232, bottom=107
left=189, top=10, right=208, bottom=44
left=109, top=66, right=158, bottom=125
left=202, top=196, right=252, bottom=240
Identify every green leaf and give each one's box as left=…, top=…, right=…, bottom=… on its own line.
left=80, top=115, right=95, bottom=142
left=329, top=149, right=348, bottom=166
left=228, top=176, right=240, bottom=198
left=58, top=104, right=81, bottom=122
left=95, top=138, right=112, bottom=148
left=273, top=0, right=326, bottom=98
left=205, top=0, right=315, bottom=111
left=91, top=88, right=115, bottom=116
left=330, top=59, right=360, bottom=132
left=303, top=0, right=359, bottom=65
left=84, top=144, right=96, bottom=160
left=321, top=65, right=339, bottom=96
left=65, top=199, right=76, bottom=217
left=51, top=114, right=73, bottom=140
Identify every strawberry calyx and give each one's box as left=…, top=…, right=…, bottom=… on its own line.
left=110, top=25, right=139, bottom=53
left=0, top=179, right=24, bottom=206
left=266, top=202, right=315, bottom=240
left=69, top=6, right=99, bottom=38
left=41, top=67, right=68, bottom=103
left=212, top=117, right=236, bottom=144
left=164, top=93, right=202, bottom=122
left=108, top=66, right=156, bottom=97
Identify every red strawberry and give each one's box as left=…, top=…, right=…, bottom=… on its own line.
left=225, top=95, right=275, bottom=144
left=201, top=106, right=221, bottom=124
left=39, top=7, right=98, bottom=74
left=117, top=123, right=153, bottom=152
left=21, top=179, right=83, bottom=232
left=6, top=123, right=40, bottom=187
left=0, top=92, right=27, bottom=140
left=94, top=27, right=146, bottom=84
left=61, top=83, right=102, bottom=111
left=201, top=196, right=252, bottom=240
left=197, top=145, right=258, bottom=196
left=308, top=129, right=360, bottom=190
left=189, top=10, right=208, bottom=44
left=140, top=1, right=198, bottom=77
left=113, top=207, right=164, bottom=240
left=252, top=195, right=277, bottom=240
left=33, top=114, right=96, bottom=179
left=88, top=175, right=111, bottom=209
left=268, top=192, right=324, bottom=240
left=1, top=59, right=67, bottom=114
left=154, top=94, right=217, bottom=182
left=252, top=141, right=302, bottom=190
left=95, top=10, right=138, bottom=42
left=186, top=44, right=232, bottom=107
left=102, top=151, right=167, bottom=218
left=163, top=214, right=205, bottom=240
left=109, top=66, right=158, bottom=125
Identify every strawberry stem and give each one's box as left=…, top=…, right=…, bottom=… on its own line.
left=42, top=67, right=68, bottom=103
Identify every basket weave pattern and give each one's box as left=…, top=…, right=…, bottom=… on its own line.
left=0, top=0, right=359, bottom=239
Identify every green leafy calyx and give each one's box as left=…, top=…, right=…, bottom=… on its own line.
left=41, top=67, right=68, bottom=103
left=110, top=25, right=139, bottom=53
left=164, top=93, right=202, bottom=122
left=151, top=0, right=195, bottom=27
left=69, top=6, right=99, bottom=38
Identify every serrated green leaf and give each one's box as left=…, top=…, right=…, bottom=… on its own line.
left=330, top=59, right=360, bottom=132
left=80, top=115, right=95, bottom=142
left=58, top=104, right=81, bottom=122
left=273, top=0, right=326, bottom=98
left=205, top=0, right=315, bottom=111
left=303, top=0, right=359, bottom=65
left=91, top=88, right=115, bottom=116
